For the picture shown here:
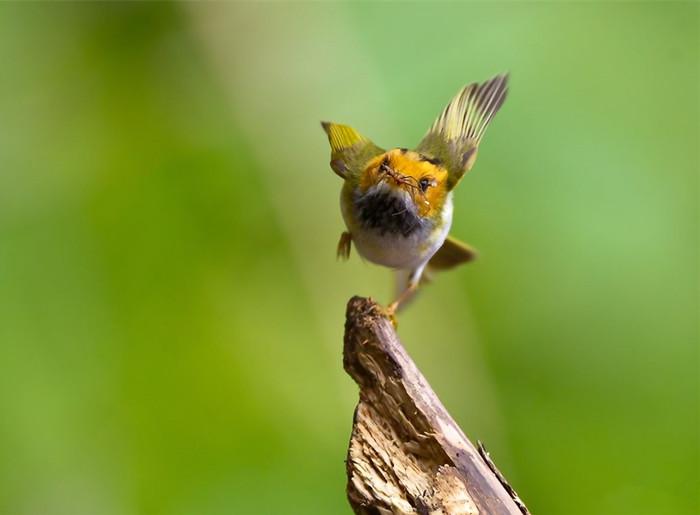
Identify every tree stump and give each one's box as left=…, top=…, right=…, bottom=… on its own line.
left=343, top=296, right=529, bottom=515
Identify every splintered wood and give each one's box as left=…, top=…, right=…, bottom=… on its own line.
left=343, top=297, right=528, bottom=515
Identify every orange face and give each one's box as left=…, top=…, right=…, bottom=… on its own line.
left=359, top=148, right=449, bottom=219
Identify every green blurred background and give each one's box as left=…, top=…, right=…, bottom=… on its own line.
left=0, top=2, right=697, bottom=514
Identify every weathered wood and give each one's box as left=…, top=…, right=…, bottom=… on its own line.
left=343, top=296, right=529, bottom=515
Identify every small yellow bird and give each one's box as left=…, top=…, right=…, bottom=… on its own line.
left=322, top=74, right=509, bottom=317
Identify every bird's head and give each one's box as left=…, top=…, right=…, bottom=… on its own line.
left=359, top=148, right=449, bottom=219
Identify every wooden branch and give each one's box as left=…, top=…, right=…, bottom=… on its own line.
left=343, top=296, right=530, bottom=515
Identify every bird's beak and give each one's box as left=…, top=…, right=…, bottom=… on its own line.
left=379, top=161, right=411, bottom=190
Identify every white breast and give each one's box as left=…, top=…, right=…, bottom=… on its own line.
left=347, top=190, right=453, bottom=271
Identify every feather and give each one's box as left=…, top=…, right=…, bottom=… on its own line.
left=321, top=122, right=384, bottom=180
left=427, top=236, right=478, bottom=270
left=416, top=74, right=509, bottom=190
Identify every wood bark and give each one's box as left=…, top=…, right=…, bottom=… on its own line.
left=343, top=296, right=530, bottom=515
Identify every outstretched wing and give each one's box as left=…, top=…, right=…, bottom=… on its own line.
left=427, top=236, right=478, bottom=271
left=416, top=74, right=509, bottom=190
left=321, top=122, right=384, bottom=180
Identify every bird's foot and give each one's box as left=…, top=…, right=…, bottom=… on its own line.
left=375, top=302, right=399, bottom=328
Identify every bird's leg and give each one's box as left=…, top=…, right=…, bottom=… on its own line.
left=386, top=281, right=419, bottom=316
left=337, top=231, right=352, bottom=260
left=385, top=265, right=426, bottom=317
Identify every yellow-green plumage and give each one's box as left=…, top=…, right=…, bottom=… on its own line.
left=417, top=74, right=509, bottom=189
left=321, top=122, right=383, bottom=180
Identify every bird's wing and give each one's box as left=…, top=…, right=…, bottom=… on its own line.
left=427, top=235, right=478, bottom=270
left=321, top=122, right=384, bottom=181
left=416, top=74, right=509, bottom=190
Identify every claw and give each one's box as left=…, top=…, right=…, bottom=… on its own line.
left=375, top=303, right=398, bottom=328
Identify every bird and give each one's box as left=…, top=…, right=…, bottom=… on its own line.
left=322, top=74, right=509, bottom=319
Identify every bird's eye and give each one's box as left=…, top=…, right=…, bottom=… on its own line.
left=379, top=157, right=390, bottom=174
left=419, top=177, right=432, bottom=192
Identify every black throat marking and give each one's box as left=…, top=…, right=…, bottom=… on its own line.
left=355, top=188, right=426, bottom=237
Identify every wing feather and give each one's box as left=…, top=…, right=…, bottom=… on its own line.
left=416, top=74, right=509, bottom=189
left=321, top=122, right=384, bottom=180
left=427, top=236, right=478, bottom=270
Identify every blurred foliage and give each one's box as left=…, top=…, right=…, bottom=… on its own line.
left=0, top=3, right=697, bottom=515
